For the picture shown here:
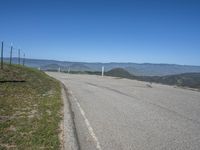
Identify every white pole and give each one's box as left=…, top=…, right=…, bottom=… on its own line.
left=58, top=67, right=61, bottom=72
left=102, top=66, right=104, bottom=77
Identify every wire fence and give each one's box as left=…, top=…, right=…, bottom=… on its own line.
left=0, top=41, right=26, bottom=69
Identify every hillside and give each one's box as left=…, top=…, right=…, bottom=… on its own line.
left=103, top=67, right=200, bottom=90
left=41, top=62, right=92, bottom=72
left=0, top=64, right=62, bottom=149
left=137, top=73, right=200, bottom=89
left=41, top=63, right=62, bottom=71
left=4, top=58, right=200, bottom=76
left=105, top=68, right=134, bottom=78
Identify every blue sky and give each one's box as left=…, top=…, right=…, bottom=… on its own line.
left=0, top=0, right=200, bottom=65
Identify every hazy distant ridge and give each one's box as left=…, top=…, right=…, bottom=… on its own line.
left=4, top=58, right=200, bottom=76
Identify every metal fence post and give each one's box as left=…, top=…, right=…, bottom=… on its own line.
left=10, top=43, right=13, bottom=65
left=18, top=49, right=20, bottom=65
left=1, top=41, right=3, bottom=69
left=23, top=53, right=25, bottom=66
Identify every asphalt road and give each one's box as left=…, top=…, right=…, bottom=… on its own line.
left=47, top=72, right=200, bottom=150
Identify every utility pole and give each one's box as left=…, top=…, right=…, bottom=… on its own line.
left=23, top=53, right=25, bottom=66
left=102, top=66, right=104, bottom=77
left=18, top=49, right=20, bottom=65
left=1, top=41, right=3, bottom=69
left=10, top=43, right=13, bottom=65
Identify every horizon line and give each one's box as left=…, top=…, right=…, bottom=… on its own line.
left=3, top=57, right=200, bottom=67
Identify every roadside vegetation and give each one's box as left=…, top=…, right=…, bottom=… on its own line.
left=0, top=64, right=62, bottom=149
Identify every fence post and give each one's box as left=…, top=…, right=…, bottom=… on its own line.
left=23, top=53, right=25, bottom=66
left=10, top=43, right=13, bottom=65
left=18, top=49, right=20, bottom=65
left=1, top=41, right=3, bottom=69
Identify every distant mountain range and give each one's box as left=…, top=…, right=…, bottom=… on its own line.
left=4, top=58, right=200, bottom=76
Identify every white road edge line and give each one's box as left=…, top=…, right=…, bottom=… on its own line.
left=70, top=90, right=102, bottom=150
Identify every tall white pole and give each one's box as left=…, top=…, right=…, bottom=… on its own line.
left=102, top=66, right=104, bottom=77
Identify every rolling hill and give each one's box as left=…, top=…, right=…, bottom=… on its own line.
left=105, top=68, right=134, bottom=78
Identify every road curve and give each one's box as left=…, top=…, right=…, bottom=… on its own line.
left=47, top=72, right=200, bottom=150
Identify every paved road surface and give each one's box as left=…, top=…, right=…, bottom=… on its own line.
left=47, top=72, right=200, bottom=150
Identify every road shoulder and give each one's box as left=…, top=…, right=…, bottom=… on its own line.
left=61, top=84, right=80, bottom=150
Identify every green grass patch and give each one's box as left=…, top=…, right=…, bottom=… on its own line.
left=0, top=64, right=62, bottom=150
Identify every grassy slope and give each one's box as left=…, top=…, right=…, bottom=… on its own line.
left=0, top=64, right=62, bottom=150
